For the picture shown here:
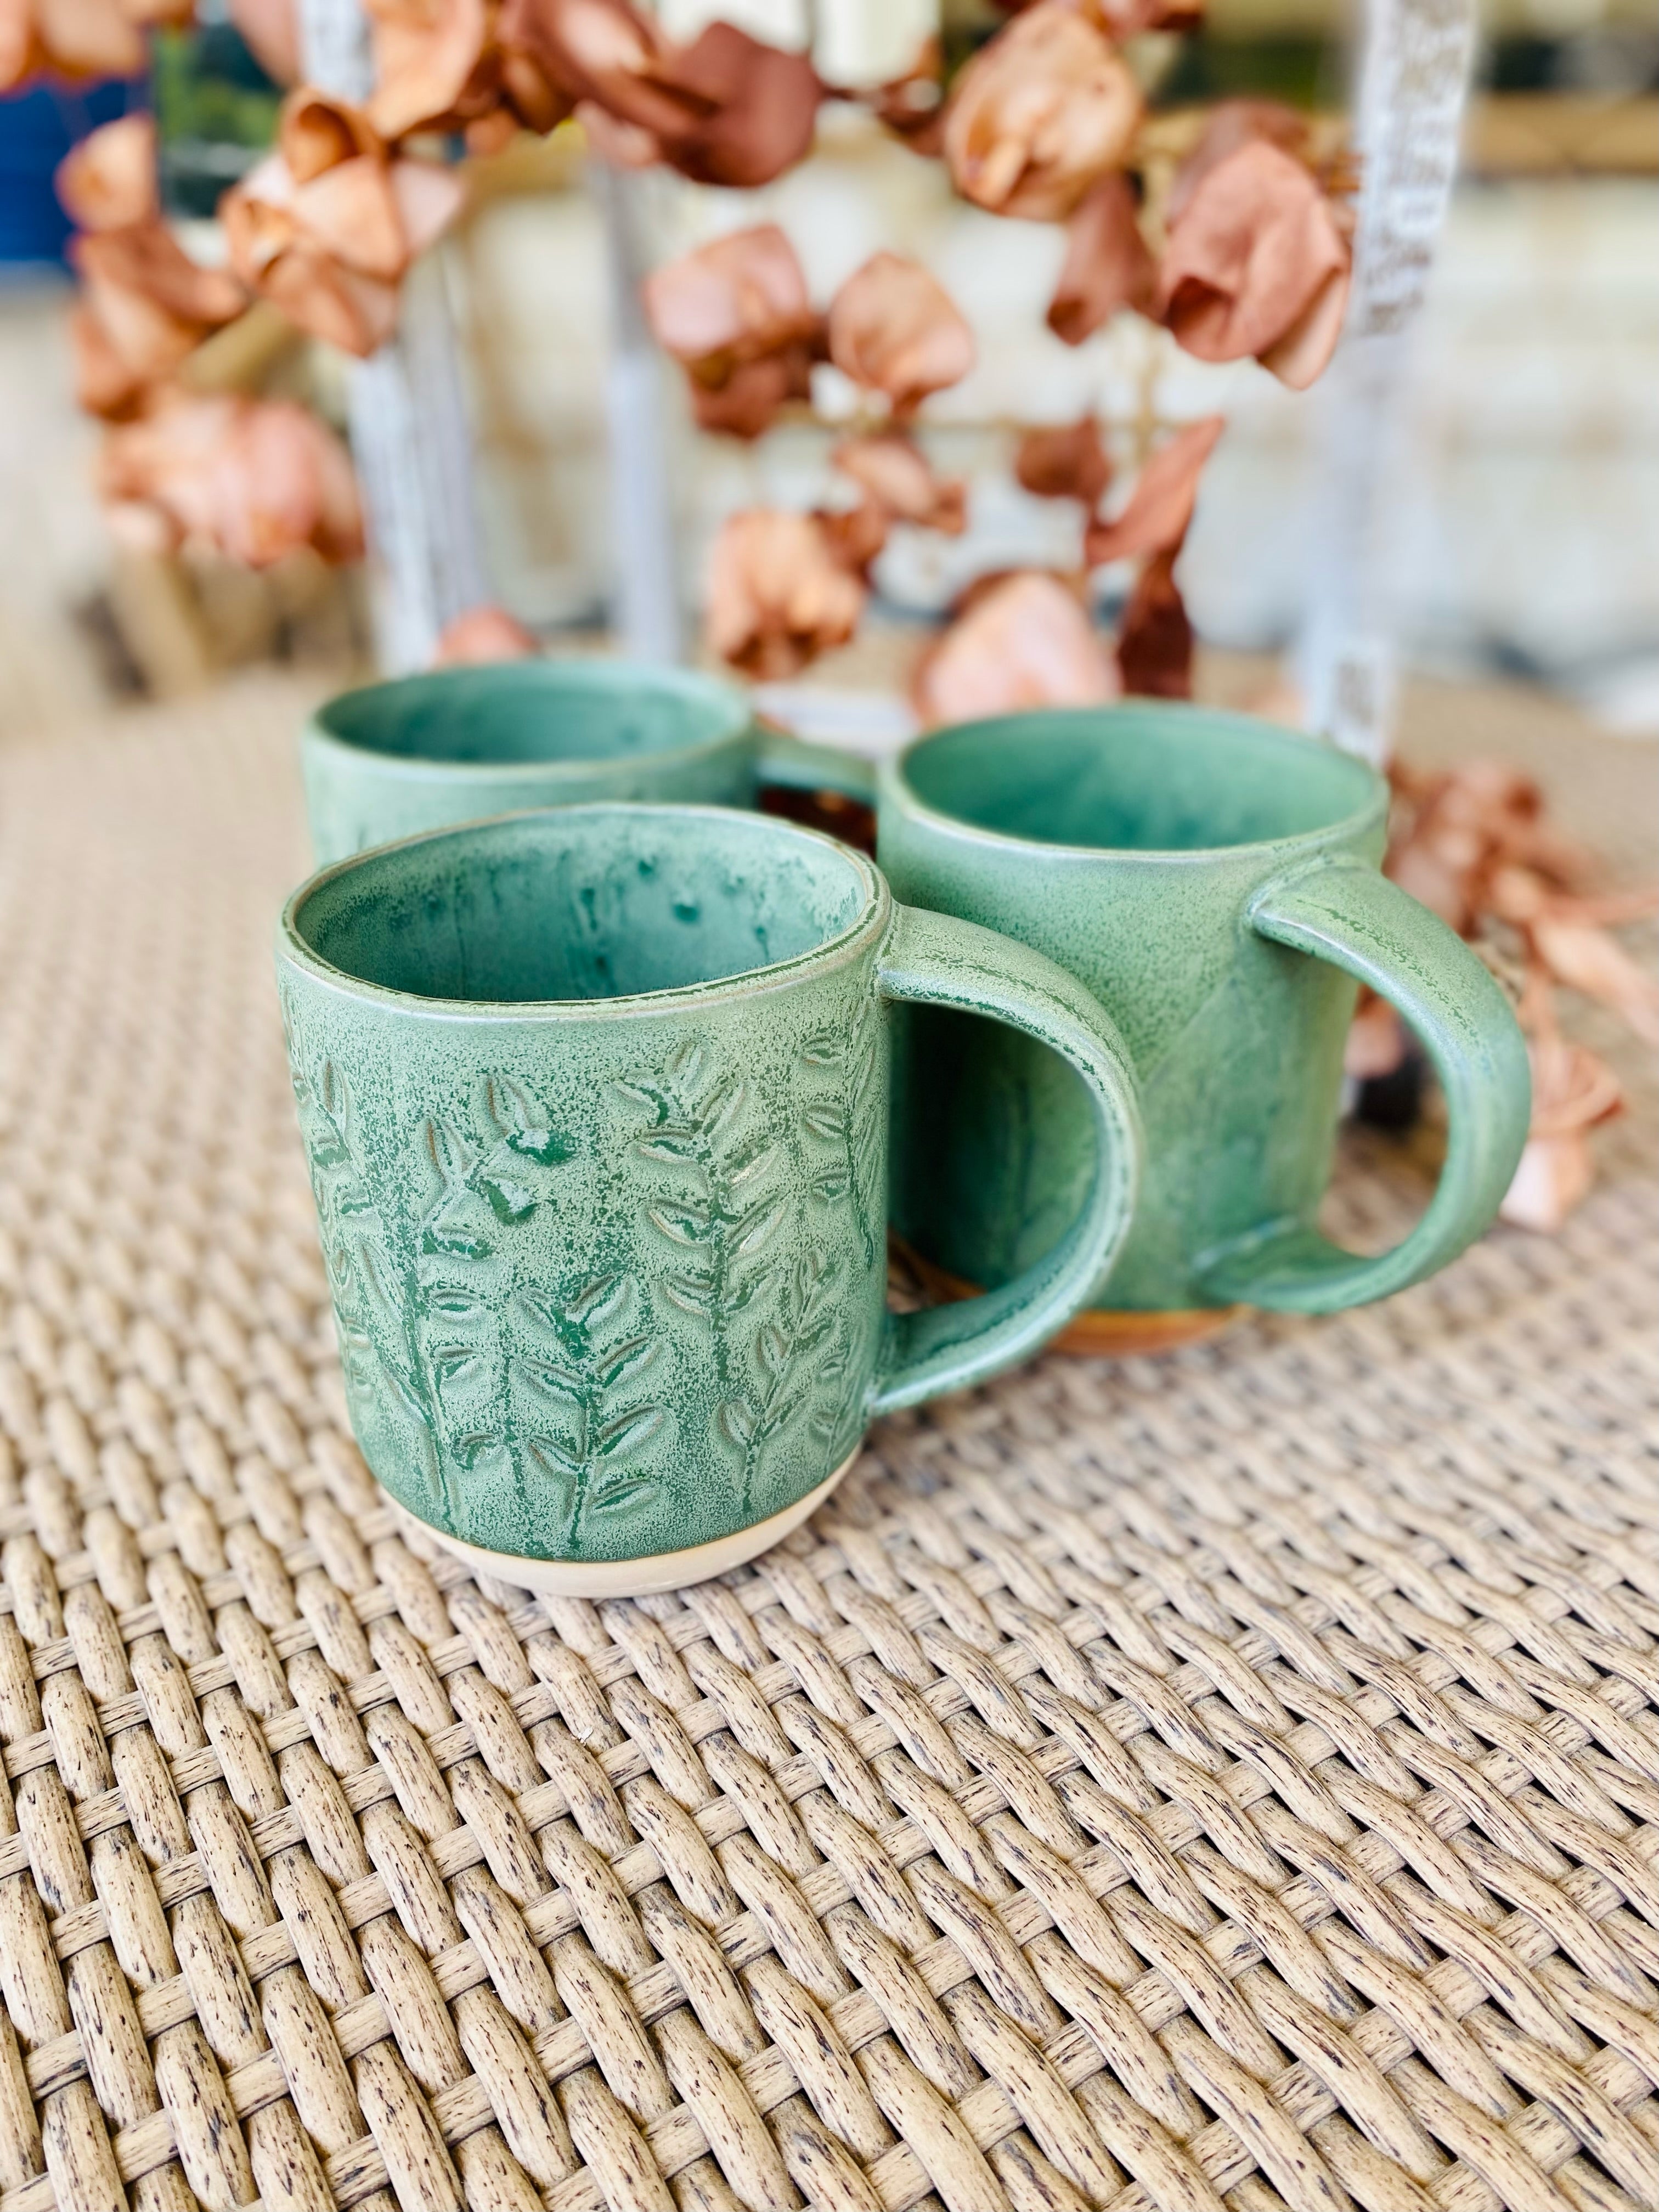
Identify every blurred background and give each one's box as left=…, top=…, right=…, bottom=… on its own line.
left=0, top=0, right=1654, bottom=742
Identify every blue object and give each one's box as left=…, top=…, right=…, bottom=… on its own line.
left=0, top=78, right=146, bottom=265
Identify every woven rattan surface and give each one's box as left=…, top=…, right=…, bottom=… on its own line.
left=0, top=680, right=1655, bottom=2212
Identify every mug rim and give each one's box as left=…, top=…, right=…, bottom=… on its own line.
left=886, top=701, right=1387, bottom=862
left=305, top=658, right=756, bottom=783
left=278, top=802, right=889, bottom=1022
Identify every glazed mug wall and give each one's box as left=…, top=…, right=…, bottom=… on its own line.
left=873, top=704, right=1531, bottom=1325
left=276, top=803, right=1142, bottom=1590
left=301, top=658, right=871, bottom=864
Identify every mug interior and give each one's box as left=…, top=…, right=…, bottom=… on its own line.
left=289, top=806, right=874, bottom=1005
left=316, top=661, right=750, bottom=770
left=901, top=704, right=1380, bottom=853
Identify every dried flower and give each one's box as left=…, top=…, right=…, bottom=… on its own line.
left=70, top=223, right=247, bottom=420
left=1159, top=135, right=1352, bottom=390
left=100, top=389, right=363, bottom=567
left=827, top=252, right=975, bottom=416
left=1499, top=981, right=1624, bottom=1233
left=221, top=91, right=464, bottom=358
left=706, top=509, right=865, bottom=679
left=1115, top=546, right=1192, bottom=698
left=1386, top=759, right=1590, bottom=935
left=944, top=3, right=1142, bottom=223
left=55, top=114, right=157, bottom=233
left=1047, top=172, right=1155, bottom=346
left=1015, top=416, right=1111, bottom=512
left=643, top=224, right=820, bottom=441
left=2, top=0, right=143, bottom=88
left=814, top=500, right=889, bottom=580
left=914, top=571, right=1117, bottom=727
left=434, top=605, right=541, bottom=663
left=832, top=436, right=966, bottom=533
left=1084, top=415, right=1224, bottom=565
left=366, top=0, right=502, bottom=139
left=498, top=0, right=819, bottom=185
left=1486, top=867, right=1659, bottom=1045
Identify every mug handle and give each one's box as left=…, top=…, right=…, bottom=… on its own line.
left=868, top=905, right=1143, bottom=1415
left=1198, top=860, right=1531, bottom=1314
left=752, top=727, right=880, bottom=807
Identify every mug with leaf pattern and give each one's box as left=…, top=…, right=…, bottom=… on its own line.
left=277, top=804, right=1142, bottom=1593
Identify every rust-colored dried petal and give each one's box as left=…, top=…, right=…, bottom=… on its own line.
left=832, top=436, right=966, bottom=533
left=816, top=499, right=889, bottom=579
left=706, top=509, right=865, bottom=680
left=657, top=21, right=820, bottom=189
left=1165, top=100, right=1312, bottom=225
left=945, top=3, right=1142, bottom=223
left=1015, top=416, right=1111, bottom=511
left=366, top=0, right=494, bottom=139
left=434, top=605, right=541, bottom=663
left=498, top=44, right=571, bottom=129
left=499, top=0, right=817, bottom=186
left=1527, top=917, right=1659, bottom=1045
left=70, top=298, right=145, bottom=418
left=229, top=0, right=301, bottom=83
left=279, top=88, right=384, bottom=180
left=291, top=155, right=407, bottom=278
left=644, top=224, right=814, bottom=369
left=689, top=349, right=812, bottom=440
left=1500, top=1016, right=1622, bottom=1233
left=1048, top=172, right=1154, bottom=346
left=56, top=113, right=157, bottom=233
left=827, top=252, right=974, bottom=415
left=100, top=389, right=362, bottom=567
left=870, top=39, right=948, bottom=158
left=74, top=223, right=246, bottom=328
left=1115, top=546, right=1192, bottom=698
left=263, top=249, right=402, bottom=356
left=28, top=0, right=143, bottom=77
left=914, top=571, right=1117, bottom=727
left=1159, top=137, right=1351, bottom=390
left=1084, top=415, right=1223, bottom=565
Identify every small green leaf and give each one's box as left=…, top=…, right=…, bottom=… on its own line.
left=482, top=1177, right=537, bottom=1223
left=588, top=1477, right=659, bottom=1517
left=597, top=1405, right=667, bottom=1460
left=650, top=1203, right=713, bottom=1246
left=720, top=1399, right=755, bottom=1447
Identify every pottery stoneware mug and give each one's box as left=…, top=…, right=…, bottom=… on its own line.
left=873, top=702, right=1531, bottom=1350
left=301, top=658, right=867, bottom=864
left=276, top=803, right=1142, bottom=1592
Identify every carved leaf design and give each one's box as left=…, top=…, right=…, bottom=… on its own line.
left=506, top=1274, right=671, bottom=1545
left=620, top=1036, right=788, bottom=1402
left=719, top=1246, right=846, bottom=1514
left=802, top=994, right=882, bottom=1266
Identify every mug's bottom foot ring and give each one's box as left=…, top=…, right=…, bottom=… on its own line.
left=379, top=1447, right=860, bottom=1598
left=895, top=1240, right=1244, bottom=1357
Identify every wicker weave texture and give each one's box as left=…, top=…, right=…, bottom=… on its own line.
left=0, top=685, right=1655, bottom=2212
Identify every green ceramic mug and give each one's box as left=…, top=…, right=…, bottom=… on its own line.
left=872, top=703, right=1530, bottom=1348
left=276, top=803, right=1142, bottom=1592
left=301, top=659, right=867, bottom=864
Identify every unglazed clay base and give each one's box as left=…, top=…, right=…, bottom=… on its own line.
left=380, top=1447, right=859, bottom=1597
left=896, top=1241, right=1244, bottom=1358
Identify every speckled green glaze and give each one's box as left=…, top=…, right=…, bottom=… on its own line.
left=301, top=659, right=872, bottom=863
left=876, top=703, right=1531, bottom=1317
left=276, top=804, right=1141, bottom=1566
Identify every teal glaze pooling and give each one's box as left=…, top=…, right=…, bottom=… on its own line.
left=300, top=657, right=878, bottom=863
left=876, top=702, right=1530, bottom=1319
left=278, top=804, right=1142, bottom=1566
